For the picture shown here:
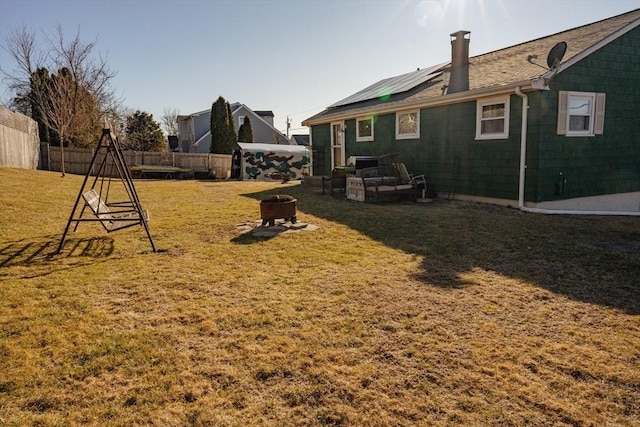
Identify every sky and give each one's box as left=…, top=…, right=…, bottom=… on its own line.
left=0, top=0, right=638, bottom=136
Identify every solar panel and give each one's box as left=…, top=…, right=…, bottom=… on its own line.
left=329, top=62, right=447, bottom=108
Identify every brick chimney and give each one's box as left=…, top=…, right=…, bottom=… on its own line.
left=448, top=30, right=470, bottom=94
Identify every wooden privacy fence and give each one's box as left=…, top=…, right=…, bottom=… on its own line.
left=0, top=106, right=40, bottom=169
left=44, top=145, right=232, bottom=178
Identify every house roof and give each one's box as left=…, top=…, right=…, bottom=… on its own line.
left=303, top=8, right=640, bottom=125
left=291, top=134, right=310, bottom=146
left=233, top=104, right=290, bottom=142
left=193, top=131, right=210, bottom=148
left=254, top=110, right=274, bottom=117
left=177, top=108, right=210, bottom=120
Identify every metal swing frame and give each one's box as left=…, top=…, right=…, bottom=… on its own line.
left=57, top=127, right=157, bottom=254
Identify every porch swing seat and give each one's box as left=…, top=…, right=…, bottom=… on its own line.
left=82, top=189, right=148, bottom=232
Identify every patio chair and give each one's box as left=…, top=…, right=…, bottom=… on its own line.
left=322, top=167, right=347, bottom=196
left=395, top=163, right=426, bottom=192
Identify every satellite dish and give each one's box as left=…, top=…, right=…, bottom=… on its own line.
left=547, top=41, right=567, bottom=69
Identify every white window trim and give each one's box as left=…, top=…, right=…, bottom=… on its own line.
left=558, top=91, right=605, bottom=137
left=356, top=117, right=374, bottom=142
left=330, top=121, right=345, bottom=168
left=395, top=110, right=420, bottom=140
left=475, top=95, right=510, bottom=140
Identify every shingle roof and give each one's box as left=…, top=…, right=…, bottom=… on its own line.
left=304, top=9, right=639, bottom=125
left=459, top=8, right=638, bottom=90
left=291, top=134, right=310, bottom=146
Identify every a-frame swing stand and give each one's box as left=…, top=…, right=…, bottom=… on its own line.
left=57, top=127, right=157, bottom=254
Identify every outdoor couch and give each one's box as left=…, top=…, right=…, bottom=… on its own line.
left=360, top=163, right=425, bottom=202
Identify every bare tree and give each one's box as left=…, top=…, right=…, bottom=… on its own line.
left=160, top=106, right=179, bottom=136
left=1, top=26, right=45, bottom=115
left=1, top=25, right=120, bottom=150
left=47, top=25, right=120, bottom=118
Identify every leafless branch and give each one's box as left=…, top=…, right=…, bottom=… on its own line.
left=161, top=106, right=180, bottom=136
left=1, top=26, right=45, bottom=113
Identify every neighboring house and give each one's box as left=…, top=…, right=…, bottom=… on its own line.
left=303, top=9, right=640, bottom=213
left=178, top=103, right=290, bottom=154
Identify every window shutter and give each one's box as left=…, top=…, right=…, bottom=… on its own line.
left=594, top=93, right=606, bottom=135
left=557, top=91, right=568, bottom=135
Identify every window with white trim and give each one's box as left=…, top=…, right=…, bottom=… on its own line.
left=476, top=96, right=510, bottom=139
left=238, top=116, right=245, bottom=127
left=557, top=91, right=605, bottom=136
left=395, top=110, right=420, bottom=139
left=356, top=117, right=374, bottom=142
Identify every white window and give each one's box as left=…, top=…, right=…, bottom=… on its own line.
left=396, top=110, right=420, bottom=139
left=356, top=117, right=374, bottom=142
left=557, top=91, right=605, bottom=136
left=476, top=96, right=510, bottom=140
left=238, top=116, right=245, bottom=127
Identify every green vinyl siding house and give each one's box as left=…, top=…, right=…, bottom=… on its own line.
left=303, top=10, right=640, bottom=213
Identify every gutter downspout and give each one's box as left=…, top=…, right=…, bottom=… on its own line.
left=309, top=130, right=314, bottom=176
left=514, top=86, right=639, bottom=216
left=515, top=86, right=528, bottom=209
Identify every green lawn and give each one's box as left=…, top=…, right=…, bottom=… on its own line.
left=1, top=167, right=639, bottom=426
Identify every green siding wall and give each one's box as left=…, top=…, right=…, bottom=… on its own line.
left=311, top=101, right=523, bottom=200
left=422, top=101, right=523, bottom=200
left=311, top=124, right=331, bottom=176
left=530, top=26, right=640, bottom=202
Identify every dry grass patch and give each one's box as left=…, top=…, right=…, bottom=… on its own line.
left=1, top=167, right=639, bottom=426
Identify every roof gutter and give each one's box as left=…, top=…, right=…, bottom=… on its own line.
left=514, top=86, right=639, bottom=216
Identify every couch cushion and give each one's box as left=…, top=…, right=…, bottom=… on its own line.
left=395, top=184, right=413, bottom=191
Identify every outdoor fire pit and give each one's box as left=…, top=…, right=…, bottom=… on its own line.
left=260, top=194, right=297, bottom=226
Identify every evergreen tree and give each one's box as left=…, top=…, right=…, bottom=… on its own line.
left=123, top=110, right=166, bottom=151
left=210, top=96, right=236, bottom=153
left=237, top=116, right=254, bottom=142
left=68, top=82, right=101, bottom=148
left=28, top=68, right=56, bottom=145
left=225, top=101, right=236, bottom=149
left=23, top=66, right=101, bottom=149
